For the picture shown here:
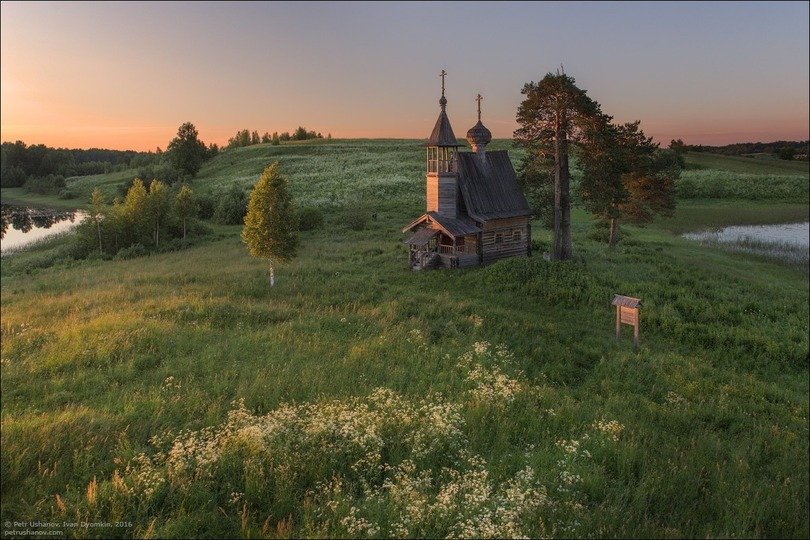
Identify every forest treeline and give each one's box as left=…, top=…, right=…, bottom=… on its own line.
left=226, top=126, right=327, bottom=149
left=0, top=124, right=329, bottom=191
left=670, top=139, right=809, bottom=158
left=0, top=142, right=161, bottom=188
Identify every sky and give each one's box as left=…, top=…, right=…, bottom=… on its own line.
left=1, top=1, right=808, bottom=150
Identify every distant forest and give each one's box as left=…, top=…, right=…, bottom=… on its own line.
left=0, top=141, right=159, bottom=188
left=671, top=139, right=809, bottom=158
left=1, top=124, right=329, bottom=190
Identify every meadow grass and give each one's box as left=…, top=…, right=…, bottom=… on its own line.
left=655, top=200, right=809, bottom=234
left=1, top=140, right=808, bottom=538
left=684, top=151, right=810, bottom=175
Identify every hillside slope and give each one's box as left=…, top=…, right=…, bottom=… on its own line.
left=1, top=140, right=808, bottom=538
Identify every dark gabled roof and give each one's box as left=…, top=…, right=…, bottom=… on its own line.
left=403, top=227, right=437, bottom=246
left=612, top=295, right=642, bottom=308
left=427, top=212, right=481, bottom=237
left=402, top=212, right=481, bottom=238
left=426, top=110, right=458, bottom=147
left=456, top=151, right=532, bottom=221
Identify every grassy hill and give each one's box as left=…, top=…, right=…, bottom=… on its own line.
left=1, top=140, right=808, bottom=538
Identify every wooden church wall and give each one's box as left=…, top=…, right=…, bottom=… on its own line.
left=480, top=216, right=530, bottom=264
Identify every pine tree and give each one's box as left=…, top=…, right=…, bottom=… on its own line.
left=241, top=162, right=298, bottom=285
left=580, top=120, right=678, bottom=247
left=514, top=71, right=603, bottom=260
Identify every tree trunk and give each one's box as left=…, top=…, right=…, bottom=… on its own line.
left=183, top=218, right=187, bottom=239
left=553, top=122, right=572, bottom=260
left=268, top=264, right=275, bottom=286
left=96, top=220, right=103, bottom=255
left=608, top=218, right=618, bottom=248
left=552, top=118, right=562, bottom=260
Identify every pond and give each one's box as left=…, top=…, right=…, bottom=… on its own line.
left=683, top=222, right=809, bottom=267
left=1, top=204, right=86, bottom=253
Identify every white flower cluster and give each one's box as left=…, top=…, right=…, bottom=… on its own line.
left=115, top=389, right=466, bottom=497
left=105, top=343, right=613, bottom=537
left=340, top=506, right=379, bottom=538
left=465, top=363, right=524, bottom=404
left=592, top=419, right=624, bottom=442
left=332, top=455, right=552, bottom=539
left=467, top=314, right=484, bottom=328
left=666, top=391, right=687, bottom=405
left=161, top=376, right=181, bottom=392
left=458, top=341, right=524, bottom=404
left=556, top=436, right=592, bottom=459
left=113, top=453, right=165, bottom=499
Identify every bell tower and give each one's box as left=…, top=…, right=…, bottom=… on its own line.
left=425, top=69, right=459, bottom=218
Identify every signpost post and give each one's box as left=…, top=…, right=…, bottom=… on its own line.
left=612, top=295, right=641, bottom=350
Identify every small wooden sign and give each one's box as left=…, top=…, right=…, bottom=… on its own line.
left=620, top=306, right=637, bottom=325
left=612, top=295, right=641, bottom=350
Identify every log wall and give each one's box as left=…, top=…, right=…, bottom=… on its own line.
left=480, top=216, right=530, bottom=264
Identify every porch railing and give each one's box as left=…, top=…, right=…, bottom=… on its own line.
left=438, top=244, right=477, bottom=255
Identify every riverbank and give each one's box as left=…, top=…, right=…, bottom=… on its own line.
left=0, top=187, right=85, bottom=211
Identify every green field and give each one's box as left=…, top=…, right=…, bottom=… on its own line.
left=1, top=141, right=808, bottom=538
left=684, top=151, right=810, bottom=175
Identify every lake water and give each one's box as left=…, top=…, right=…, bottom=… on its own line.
left=683, top=222, right=809, bottom=248
left=683, top=222, right=809, bottom=267
left=1, top=204, right=86, bottom=253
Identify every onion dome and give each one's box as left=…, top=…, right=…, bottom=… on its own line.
left=466, top=120, right=492, bottom=150
left=466, top=94, right=491, bottom=153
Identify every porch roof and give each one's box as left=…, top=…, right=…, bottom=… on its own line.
left=404, top=227, right=438, bottom=246
left=402, top=212, right=482, bottom=239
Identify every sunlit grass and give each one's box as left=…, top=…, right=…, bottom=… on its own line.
left=1, top=140, right=808, bottom=538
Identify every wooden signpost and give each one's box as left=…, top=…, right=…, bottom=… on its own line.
left=612, top=295, right=641, bottom=350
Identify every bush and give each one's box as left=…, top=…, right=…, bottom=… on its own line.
left=58, top=188, right=77, bottom=200
left=0, top=165, right=27, bottom=187
left=343, top=206, right=370, bottom=231
left=24, top=174, right=65, bottom=195
left=113, top=243, right=148, bottom=260
left=213, top=185, right=247, bottom=225
left=586, top=220, right=629, bottom=244
left=196, top=194, right=216, bottom=220
left=136, top=162, right=186, bottom=185
left=530, top=239, right=547, bottom=255
left=297, top=206, right=324, bottom=231
left=119, top=177, right=153, bottom=197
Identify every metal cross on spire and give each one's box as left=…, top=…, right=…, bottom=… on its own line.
left=475, top=93, right=483, bottom=121
left=439, top=69, right=447, bottom=96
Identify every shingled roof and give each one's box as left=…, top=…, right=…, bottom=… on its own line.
left=426, top=109, right=458, bottom=147
left=456, top=151, right=532, bottom=221
left=402, top=212, right=481, bottom=238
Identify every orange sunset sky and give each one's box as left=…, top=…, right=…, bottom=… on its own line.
left=2, top=1, right=808, bottom=151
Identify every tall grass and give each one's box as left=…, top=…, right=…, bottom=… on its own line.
left=676, top=170, right=809, bottom=201
left=1, top=140, right=808, bottom=538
